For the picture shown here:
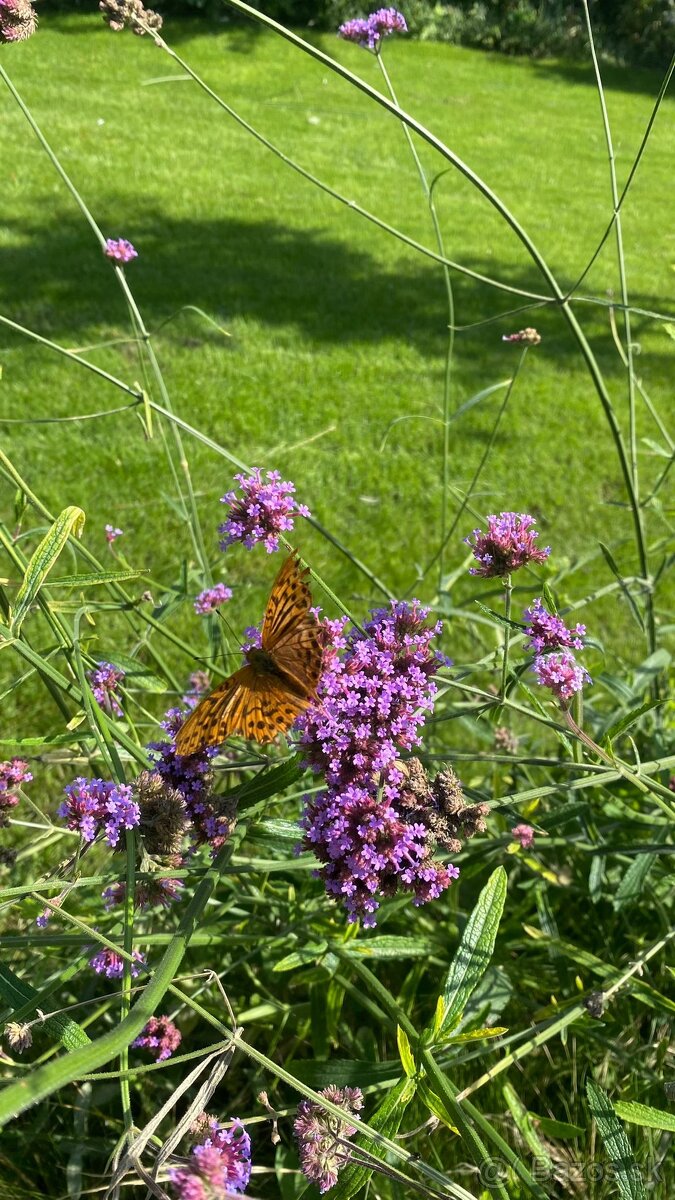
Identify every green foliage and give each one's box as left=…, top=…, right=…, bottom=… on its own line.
left=0, top=5, right=673, bottom=1199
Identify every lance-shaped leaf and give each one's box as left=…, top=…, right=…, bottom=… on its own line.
left=11, top=506, right=85, bottom=633
left=435, top=866, right=507, bottom=1040
left=586, top=1080, right=646, bottom=1200
left=613, top=1100, right=675, bottom=1133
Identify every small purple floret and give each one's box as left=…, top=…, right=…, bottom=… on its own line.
left=194, top=583, right=233, bottom=615
left=104, top=238, right=138, bottom=264
left=465, top=512, right=550, bottom=578
left=219, top=468, right=310, bottom=554
left=105, top=524, right=123, bottom=543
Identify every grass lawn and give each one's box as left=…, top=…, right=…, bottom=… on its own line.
left=0, top=14, right=673, bottom=669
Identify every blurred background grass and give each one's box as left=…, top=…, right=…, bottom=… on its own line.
left=0, top=14, right=673, bottom=670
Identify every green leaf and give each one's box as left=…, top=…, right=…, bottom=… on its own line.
left=444, top=1025, right=508, bottom=1045
left=43, top=569, right=147, bottom=588
left=396, top=1025, right=416, bottom=1078
left=586, top=1080, right=646, bottom=1200
left=416, top=1078, right=459, bottom=1133
left=0, top=964, right=90, bottom=1052
left=273, top=944, right=328, bottom=972
left=503, top=1083, right=553, bottom=1169
left=613, top=854, right=656, bottom=912
left=613, top=1101, right=675, bottom=1132
left=330, top=1076, right=416, bottom=1200
left=11, top=506, right=85, bottom=633
left=436, top=867, right=507, bottom=1038
left=602, top=698, right=664, bottom=744
left=598, top=543, right=645, bottom=633
left=345, top=936, right=438, bottom=961
left=531, top=1115, right=584, bottom=1140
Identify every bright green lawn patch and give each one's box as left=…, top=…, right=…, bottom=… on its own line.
left=0, top=15, right=673, bottom=659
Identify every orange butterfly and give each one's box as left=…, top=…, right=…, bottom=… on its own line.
left=175, top=553, right=323, bottom=756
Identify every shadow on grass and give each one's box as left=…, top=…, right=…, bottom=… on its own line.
left=0, top=208, right=669, bottom=371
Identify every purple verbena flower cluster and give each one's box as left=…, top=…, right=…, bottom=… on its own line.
left=104, top=238, right=138, bottom=264
left=298, top=602, right=458, bottom=926
left=465, top=512, right=550, bottom=578
left=58, top=778, right=140, bottom=848
left=0, top=759, right=32, bottom=818
left=88, top=661, right=125, bottom=717
left=148, top=709, right=228, bottom=852
left=169, top=1118, right=251, bottom=1199
left=194, top=583, right=233, bottom=615
left=182, top=670, right=210, bottom=710
left=532, top=650, right=591, bottom=701
left=338, top=7, right=407, bottom=51
left=103, top=876, right=183, bottom=911
left=132, top=1015, right=182, bottom=1061
left=105, top=524, right=123, bottom=543
left=89, top=947, right=145, bottom=978
left=0, top=0, right=38, bottom=43
left=219, top=468, right=310, bottom=554
left=511, top=823, right=535, bottom=850
left=522, top=598, right=590, bottom=702
left=523, top=598, right=585, bottom=654
left=294, top=1085, right=364, bottom=1194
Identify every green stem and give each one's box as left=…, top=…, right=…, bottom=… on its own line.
left=375, top=53, right=456, bottom=591
left=500, top=575, right=512, bottom=702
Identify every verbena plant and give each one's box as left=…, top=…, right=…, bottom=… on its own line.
left=0, top=3, right=673, bottom=1198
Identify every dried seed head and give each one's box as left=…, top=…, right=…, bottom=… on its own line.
left=5, top=1022, right=32, bottom=1052
left=99, top=0, right=162, bottom=35
left=135, top=770, right=188, bottom=856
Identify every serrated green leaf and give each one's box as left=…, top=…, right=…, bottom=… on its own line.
left=586, top=1080, right=646, bottom=1200
left=437, top=867, right=507, bottom=1038
left=396, top=1025, right=416, bottom=1077
left=0, top=964, right=90, bottom=1051
left=613, top=1101, right=675, bottom=1132
left=613, top=854, right=656, bottom=912
left=44, top=569, right=146, bottom=588
left=330, top=1077, right=416, bottom=1200
left=11, top=507, right=85, bottom=633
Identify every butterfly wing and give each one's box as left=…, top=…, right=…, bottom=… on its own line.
left=262, top=554, right=313, bottom=649
left=271, top=617, right=323, bottom=696
left=175, top=665, right=309, bottom=754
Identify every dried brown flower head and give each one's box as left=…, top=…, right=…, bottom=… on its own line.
left=135, top=770, right=188, bottom=857
left=99, top=0, right=162, bottom=36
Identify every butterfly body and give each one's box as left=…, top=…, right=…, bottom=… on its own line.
left=175, top=554, right=322, bottom=756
